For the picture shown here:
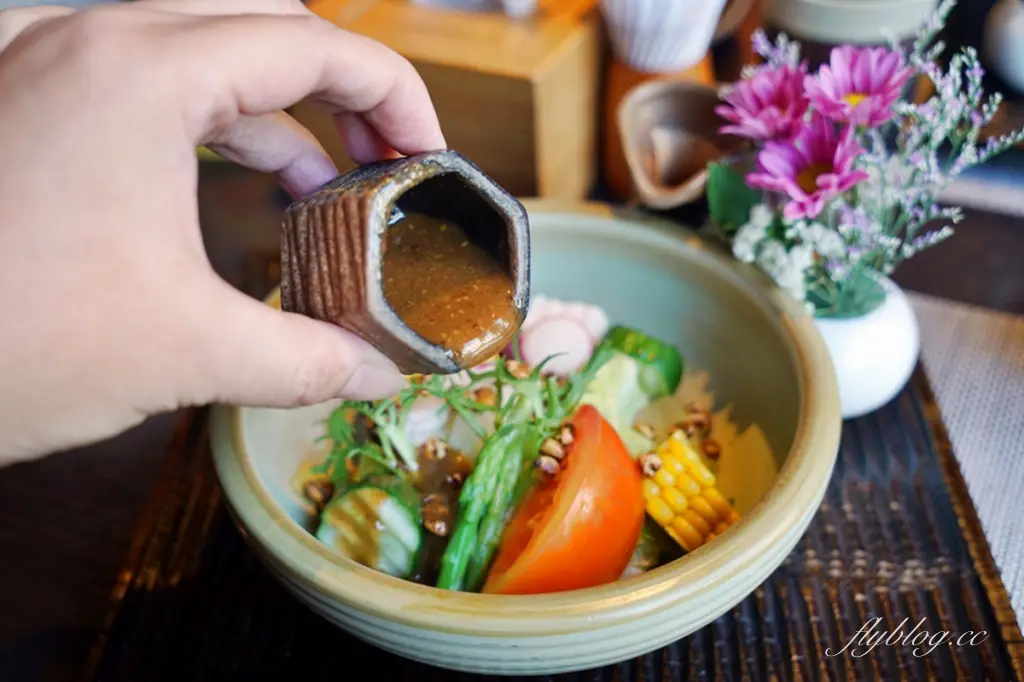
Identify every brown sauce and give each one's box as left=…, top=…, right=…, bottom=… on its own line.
left=410, top=444, right=474, bottom=585
left=381, top=213, right=520, bottom=366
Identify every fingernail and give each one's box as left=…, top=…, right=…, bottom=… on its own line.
left=339, top=363, right=405, bottom=400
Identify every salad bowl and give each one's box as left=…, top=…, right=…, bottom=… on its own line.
left=209, top=200, right=841, bottom=675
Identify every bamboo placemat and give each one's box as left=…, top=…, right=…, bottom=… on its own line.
left=81, top=255, right=1024, bottom=682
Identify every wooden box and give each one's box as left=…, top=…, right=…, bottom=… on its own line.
left=295, top=0, right=602, bottom=199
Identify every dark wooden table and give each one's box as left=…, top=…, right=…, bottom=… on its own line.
left=1, top=163, right=1022, bottom=682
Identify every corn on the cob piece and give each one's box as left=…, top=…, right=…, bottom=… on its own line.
left=641, top=430, right=741, bottom=552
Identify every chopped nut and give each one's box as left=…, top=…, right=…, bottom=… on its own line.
left=422, top=437, right=447, bottom=460
left=506, top=360, right=530, bottom=379
left=540, top=438, right=565, bottom=459
left=702, top=438, right=721, bottom=460
left=685, top=404, right=711, bottom=423
left=535, top=454, right=561, bottom=475
left=424, top=518, right=449, bottom=537
left=558, top=424, right=575, bottom=446
left=302, top=480, right=334, bottom=510
left=421, top=493, right=451, bottom=537
left=473, top=386, right=498, bottom=406
left=639, top=452, right=662, bottom=476
left=677, top=407, right=710, bottom=436
left=633, top=422, right=656, bottom=440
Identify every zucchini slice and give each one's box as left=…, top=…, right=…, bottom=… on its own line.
left=315, top=483, right=423, bottom=579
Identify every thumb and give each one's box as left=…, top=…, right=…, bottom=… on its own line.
left=189, top=284, right=405, bottom=407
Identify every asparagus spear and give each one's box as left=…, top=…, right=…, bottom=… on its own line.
left=437, top=425, right=519, bottom=590
left=464, top=425, right=536, bottom=590
left=436, top=362, right=591, bottom=591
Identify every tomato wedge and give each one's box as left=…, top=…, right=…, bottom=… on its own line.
left=482, top=404, right=645, bottom=595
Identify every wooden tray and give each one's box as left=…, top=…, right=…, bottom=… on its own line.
left=82, top=252, right=1024, bottom=682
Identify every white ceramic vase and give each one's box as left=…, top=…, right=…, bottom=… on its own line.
left=813, top=276, right=920, bottom=419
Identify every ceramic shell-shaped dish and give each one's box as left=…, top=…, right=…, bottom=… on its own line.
left=618, top=79, right=748, bottom=210
left=280, top=150, right=531, bottom=376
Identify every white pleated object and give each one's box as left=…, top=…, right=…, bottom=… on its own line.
left=501, top=0, right=538, bottom=18
left=600, top=0, right=728, bottom=73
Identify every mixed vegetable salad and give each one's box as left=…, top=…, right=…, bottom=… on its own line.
left=296, top=297, right=758, bottom=595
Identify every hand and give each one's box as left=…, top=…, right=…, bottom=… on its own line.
left=0, top=0, right=446, bottom=464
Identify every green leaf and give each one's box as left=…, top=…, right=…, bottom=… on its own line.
left=810, top=268, right=887, bottom=319
left=706, top=161, right=761, bottom=234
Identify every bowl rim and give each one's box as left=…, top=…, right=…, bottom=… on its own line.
left=210, top=199, right=841, bottom=636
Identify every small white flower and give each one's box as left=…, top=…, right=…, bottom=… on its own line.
left=756, top=241, right=789, bottom=279
left=755, top=241, right=808, bottom=303
left=801, top=223, right=846, bottom=259
left=789, top=244, right=814, bottom=272
left=732, top=218, right=769, bottom=264
left=748, top=203, right=775, bottom=230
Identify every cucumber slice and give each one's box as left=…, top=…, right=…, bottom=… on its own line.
left=316, top=483, right=423, bottom=578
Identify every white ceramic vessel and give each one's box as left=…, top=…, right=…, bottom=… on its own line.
left=599, top=0, right=728, bottom=73
left=764, top=0, right=933, bottom=45
left=813, top=276, right=920, bottom=419
left=500, top=0, right=537, bottom=18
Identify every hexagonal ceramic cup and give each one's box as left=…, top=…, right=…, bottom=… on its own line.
left=280, top=149, right=531, bottom=375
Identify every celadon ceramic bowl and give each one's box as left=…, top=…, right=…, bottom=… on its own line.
left=209, top=200, right=841, bottom=675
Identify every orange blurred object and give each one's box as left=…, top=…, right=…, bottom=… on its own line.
left=298, top=0, right=602, bottom=200
left=482, top=405, right=645, bottom=595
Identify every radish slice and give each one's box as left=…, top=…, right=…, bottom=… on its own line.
left=519, top=319, right=592, bottom=375
left=509, top=296, right=610, bottom=374
left=404, top=395, right=450, bottom=447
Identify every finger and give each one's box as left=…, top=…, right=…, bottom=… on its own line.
left=334, top=111, right=403, bottom=165
left=193, top=283, right=405, bottom=407
left=175, top=14, right=445, bottom=160
left=0, top=5, right=75, bottom=52
left=204, top=111, right=338, bottom=198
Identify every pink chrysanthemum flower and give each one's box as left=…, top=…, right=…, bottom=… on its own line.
left=746, top=112, right=869, bottom=221
left=805, top=45, right=913, bottom=127
left=715, top=62, right=810, bottom=141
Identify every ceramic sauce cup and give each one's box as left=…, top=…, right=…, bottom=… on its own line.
left=280, top=150, right=531, bottom=375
